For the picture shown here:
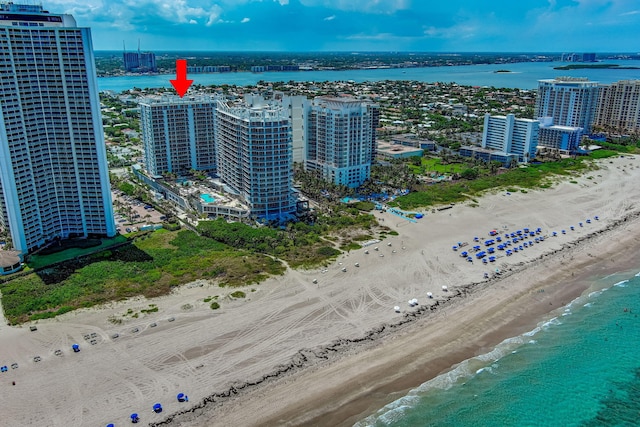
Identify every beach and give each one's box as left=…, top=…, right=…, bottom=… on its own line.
left=1, top=155, right=640, bottom=427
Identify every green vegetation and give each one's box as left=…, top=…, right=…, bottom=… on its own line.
left=118, top=182, right=136, bottom=196
left=141, top=304, right=158, bottom=314
left=393, top=158, right=589, bottom=210
left=197, top=213, right=376, bottom=269
left=589, top=149, right=620, bottom=159
left=353, top=201, right=375, bottom=211
left=317, top=246, right=341, bottom=257
left=0, top=229, right=285, bottom=324
left=407, top=157, right=467, bottom=175
left=210, top=302, right=220, bottom=310
left=340, top=242, right=361, bottom=252
left=230, top=291, right=246, bottom=299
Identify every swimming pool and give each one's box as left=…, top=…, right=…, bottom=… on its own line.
left=200, top=194, right=216, bottom=203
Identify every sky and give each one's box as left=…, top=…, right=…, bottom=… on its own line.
left=42, top=0, right=640, bottom=52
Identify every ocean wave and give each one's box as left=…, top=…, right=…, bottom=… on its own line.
left=541, top=317, right=562, bottom=330
left=589, top=290, right=604, bottom=298
left=375, top=404, right=413, bottom=426
left=613, top=280, right=629, bottom=287
left=354, top=401, right=417, bottom=427
left=523, top=326, right=542, bottom=337
left=355, top=318, right=553, bottom=426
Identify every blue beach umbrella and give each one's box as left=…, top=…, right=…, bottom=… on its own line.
left=130, top=413, right=139, bottom=423
left=153, top=403, right=162, bottom=413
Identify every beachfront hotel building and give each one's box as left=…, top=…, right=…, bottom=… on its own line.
left=244, top=92, right=309, bottom=163
left=481, top=113, right=539, bottom=163
left=594, top=80, right=640, bottom=134
left=537, top=117, right=584, bottom=153
left=305, top=97, right=379, bottom=188
left=215, top=100, right=296, bottom=219
left=0, top=2, right=115, bottom=256
left=139, top=96, right=217, bottom=178
left=282, top=95, right=309, bottom=163
left=535, top=78, right=601, bottom=132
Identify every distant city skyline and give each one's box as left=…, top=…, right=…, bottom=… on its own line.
left=44, top=0, right=639, bottom=52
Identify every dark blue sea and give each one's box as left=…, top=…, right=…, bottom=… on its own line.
left=354, top=271, right=640, bottom=427
left=97, top=60, right=640, bottom=92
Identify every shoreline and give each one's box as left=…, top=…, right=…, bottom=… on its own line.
left=2, top=156, right=640, bottom=427
left=156, top=210, right=640, bottom=427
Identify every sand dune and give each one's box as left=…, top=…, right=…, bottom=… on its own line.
left=1, top=155, right=639, bottom=427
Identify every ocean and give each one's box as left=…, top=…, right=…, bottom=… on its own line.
left=97, top=60, right=640, bottom=92
left=354, top=271, right=640, bottom=427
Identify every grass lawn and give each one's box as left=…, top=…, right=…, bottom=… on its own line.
left=408, top=158, right=467, bottom=175
left=27, top=235, right=129, bottom=269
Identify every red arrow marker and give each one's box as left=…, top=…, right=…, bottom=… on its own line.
left=170, top=59, right=193, bottom=98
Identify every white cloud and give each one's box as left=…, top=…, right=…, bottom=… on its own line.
left=324, top=15, right=336, bottom=21
left=300, top=0, right=409, bottom=14
left=215, top=0, right=288, bottom=5
left=241, top=17, right=251, bottom=23
left=423, top=24, right=477, bottom=40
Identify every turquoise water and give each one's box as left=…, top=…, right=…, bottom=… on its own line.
left=200, top=194, right=215, bottom=203
left=356, top=272, right=640, bottom=427
left=97, top=60, right=640, bottom=92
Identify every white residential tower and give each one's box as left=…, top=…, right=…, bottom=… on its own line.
left=0, top=2, right=115, bottom=255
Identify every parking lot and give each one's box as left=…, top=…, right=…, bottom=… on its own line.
left=112, top=192, right=165, bottom=233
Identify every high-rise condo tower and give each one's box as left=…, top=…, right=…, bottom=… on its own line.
left=0, top=2, right=115, bottom=255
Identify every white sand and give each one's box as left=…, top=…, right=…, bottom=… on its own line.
left=1, top=156, right=639, bottom=427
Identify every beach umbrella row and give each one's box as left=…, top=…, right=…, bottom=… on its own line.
left=551, top=217, right=598, bottom=238
left=106, top=394, right=189, bottom=425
